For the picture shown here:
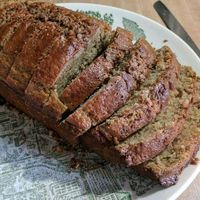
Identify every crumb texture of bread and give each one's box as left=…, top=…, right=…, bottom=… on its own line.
left=115, top=66, right=196, bottom=165
left=137, top=76, right=200, bottom=187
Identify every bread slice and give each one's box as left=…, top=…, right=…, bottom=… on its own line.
left=24, top=27, right=110, bottom=121
left=136, top=77, right=200, bottom=187
left=81, top=66, right=196, bottom=168
left=87, top=46, right=180, bottom=145
left=0, top=3, right=32, bottom=78
left=0, top=20, right=36, bottom=79
left=60, top=28, right=133, bottom=111
left=5, top=21, right=63, bottom=92
left=0, top=21, right=22, bottom=78
left=60, top=38, right=156, bottom=144
left=0, top=7, right=34, bottom=79
left=0, top=78, right=69, bottom=141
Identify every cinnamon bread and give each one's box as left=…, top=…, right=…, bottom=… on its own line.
left=0, top=2, right=112, bottom=123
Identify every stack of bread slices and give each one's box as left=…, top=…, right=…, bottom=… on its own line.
left=0, top=1, right=199, bottom=187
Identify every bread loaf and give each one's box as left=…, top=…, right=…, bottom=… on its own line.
left=0, top=2, right=199, bottom=188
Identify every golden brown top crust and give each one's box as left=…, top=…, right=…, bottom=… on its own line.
left=3, top=19, right=35, bottom=55
left=0, top=19, right=37, bottom=79
left=0, top=3, right=31, bottom=25
left=26, top=1, right=111, bottom=32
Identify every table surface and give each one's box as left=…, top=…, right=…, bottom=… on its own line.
left=1, top=0, right=200, bottom=200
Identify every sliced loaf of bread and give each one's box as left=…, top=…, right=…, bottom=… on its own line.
left=60, top=38, right=156, bottom=144
left=6, top=21, right=63, bottom=92
left=60, top=28, right=133, bottom=111
left=0, top=2, right=113, bottom=122
left=136, top=76, right=200, bottom=187
left=87, top=46, right=180, bottom=145
left=0, top=2, right=114, bottom=135
left=25, top=2, right=112, bottom=95
left=81, top=67, right=196, bottom=166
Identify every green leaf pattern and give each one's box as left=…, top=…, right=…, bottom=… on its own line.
left=122, top=17, right=146, bottom=40
left=78, top=10, right=114, bottom=26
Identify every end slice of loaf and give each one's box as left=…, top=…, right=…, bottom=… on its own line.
left=136, top=76, right=200, bottom=187
left=87, top=46, right=180, bottom=145
left=81, top=66, right=195, bottom=165
left=60, top=27, right=133, bottom=111
left=60, top=38, right=156, bottom=144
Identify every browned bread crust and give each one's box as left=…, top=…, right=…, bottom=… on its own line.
left=25, top=1, right=111, bottom=33
left=0, top=3, right=30, bottom=25
left=60, top=28, right=133, bottom=111
left=24, top=31, right=84, bottom=120
left=0, top=79, right=69, bottom=141
left=60, top=38, right=156, bottom=144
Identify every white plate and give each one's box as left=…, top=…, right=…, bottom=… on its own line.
left=58, top=3, right=200, bottom=200
left=0, top=3, right=199, bottom=200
